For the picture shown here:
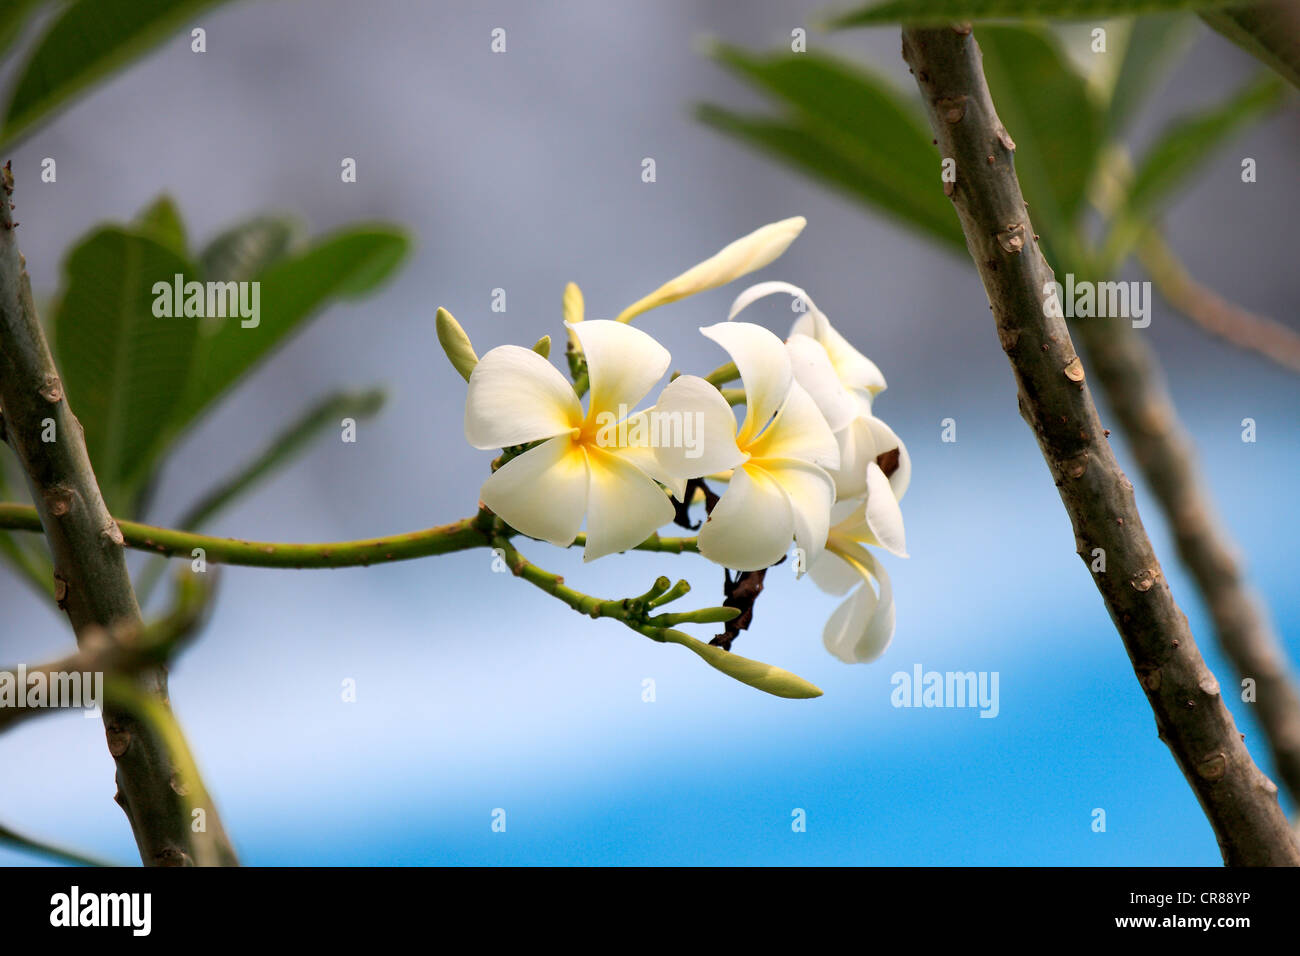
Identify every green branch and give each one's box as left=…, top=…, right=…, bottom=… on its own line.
left=490, top=536, right=822, bottom=699
left=0, top=503, right=700, bottom=568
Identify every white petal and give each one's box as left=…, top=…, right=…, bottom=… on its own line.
left=605, top=409, right=687, bottom=500
left=762, top=458, right=835, bottom=569
left=568, top=319, right=670, bottom=420
left=786, top=334, right=856, bottom=433
left=727, top=279, right=815, bottom=321
left=827, top=415, right=879, bottom=500
left=807, top=549, right=862, bottom=597
left=791, top=308, right=887, bottom=395
left=864, top=416, right=911, bottom=501
left=700, top=322, right=792, bottom=448
left=828, top=466, right=905, bottom=558
left=822, top=545, right=895, bottom=664
left=650, top=375, right=747, bottom=483
left=616, top=217, right=806, bottom=323
left=479, top=435, right=587, bottom=546
left=729, top=282, right=857, bottom=433
left=583, top=446, right=676, bottom=561
left=465, top=345, right=581, bottom=449
left=747, top=379, right=839, bottom=471
left=697, top=464, right=793, bottom=571
left=860, top=463, right=907, bottom=557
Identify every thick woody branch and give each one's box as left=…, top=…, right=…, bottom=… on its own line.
left=0, top=166, right=236, bottom=866
left=1074, top=314, right=1300, bottom=807
left=900, top=28, right=1298, bottom=865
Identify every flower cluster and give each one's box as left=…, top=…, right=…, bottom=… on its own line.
left=449, top=218, right=907, bottom=664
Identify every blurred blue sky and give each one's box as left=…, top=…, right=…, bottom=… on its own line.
left=1, top=1, right=1297, bottom=865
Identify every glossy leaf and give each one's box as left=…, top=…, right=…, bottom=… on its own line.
left=170, top=225, right=409, bottom=436
left=1125, top=74, right=1286, bottom=218
left=699, top=46, right=965, bottom=250
left=199, top=214, right=299, bottom=282
left=1201, top=3, right=1300, bottom=89
left=134, top=194, right=188, bottom=257
left=52, top=227, right=200, bottom=509
left=1, top=0, right=235, bottom=147
left=826, top=0, right=1240, bottom=28
left=1105, top=14, right=1199, bottom=137
left=0, top=0, right=44, bottom=63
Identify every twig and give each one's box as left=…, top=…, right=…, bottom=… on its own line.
left=1074, top=314, right=1300, bottom=808
left=901, top=27, right=1299, bottom=865
left=1137, top=229, right=1300, bottom=376
left=0, top=823, right=114, bottom=868
left=0, top=166, right=237, bottom=866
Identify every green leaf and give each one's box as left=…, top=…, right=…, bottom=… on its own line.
left=1125, top=74, right=1285, bottom=218
left=52, top=227, right=200, bottom=510
left=826, top=0, right=1240, bottom=28
left=0, top=0, right=45, bottom=63
left=976, top=25, right=1105, bottom=248
left=1, top=0, right=236, bottom=147
left=1201, top=3, right=1300, bottom=89
left=134, top=194, right=188, bottom=257
left=663, top=631, right=824, bottom=699
left=176, top=388, right=386, bottom=531
left=170, top=225, right=410, bottom=436
left=199, top=214, right=300, bottom=282
left=1105, top=14, right=1199, bottom=137
left=699, top=46, right=965, bottom=250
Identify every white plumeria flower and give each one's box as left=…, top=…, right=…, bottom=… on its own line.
left=654, top=321, right=839, bottom=572
left=808, top=464, right=906, bottom=663
left=464, top=320, right=676, bottom=561
left=729, top=280, right=910, bottom=502
left=615, top=217, right=806, bottom=324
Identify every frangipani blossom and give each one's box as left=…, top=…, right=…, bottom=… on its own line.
left=655, top=322, right=839, bottom=572
left=464, top=320, right=676, bottom=561
left=615, top=217, right=806, bottom=324
left=808, top=463, right=906, bottom=663
left=729, top=280, right=911, bottom=502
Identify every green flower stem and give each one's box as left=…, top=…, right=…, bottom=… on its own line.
left=489, top=537, right=734, bottom=645
left=571, top=530, right=699, bottom=555
left=647, top=578, right=691, bottom=609
left=0, top=502, right=700, bottom=569
left=704, top=361, right=740, bottom=387
left=631, top=575, right=672, bottom=604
